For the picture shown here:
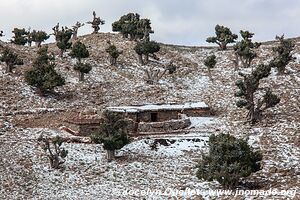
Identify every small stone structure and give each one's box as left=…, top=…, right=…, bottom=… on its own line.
left=63, top=118, right=102, bottom=136
left=63, top=102, right=211, bottom=136
left=107, top=102, right=210, bottom=135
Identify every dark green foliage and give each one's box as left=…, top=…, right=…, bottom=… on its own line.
left=105, top=43, right=122, bottom=66
left=0, top=47, right=23, bottom=73
left=29, top=30, right=50, bottom=47
left=206, top=25, right=238, bottom=50
left=25, top=46, right=65, bottom=95
left=235, top=64, right=280, bottom=124
left=112, top=13, right=153, bottom=41
left=11, top=28, right=29, bottom=45
left=204, top=55, right=216, bottom=81
left=197, top=133, right=262, bottom=189
left=53, top=25, right=73, bottom=57
left=38, top=135, right=68, bottom=169
left=0, top=30, right=4, bottom=37
left=91, top=110, right=129, bottom=161
left=233, top=30, right=261, bottom=68
left=87, top=11, right=105, bottom=34
left=204, top=55, right=217, bottom=69
left=134, top=40, right=160, bottom=64
left=269, top=35, right=295, bottom=75
left=70, top=41, right=89, bottom=62
left=70, top=41, right=91, bottom=81
left=73, top=63, right=92, bottom=81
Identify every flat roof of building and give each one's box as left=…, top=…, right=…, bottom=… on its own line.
left=106, top=102, right=208, bottom=113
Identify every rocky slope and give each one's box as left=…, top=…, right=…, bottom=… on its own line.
left=0, top=33, right=299, bottom=199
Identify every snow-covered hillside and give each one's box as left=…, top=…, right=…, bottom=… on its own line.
left=0, top=33, right=299, bottom=199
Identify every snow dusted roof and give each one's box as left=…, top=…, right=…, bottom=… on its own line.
left=106, top=102, right=208, bottom=113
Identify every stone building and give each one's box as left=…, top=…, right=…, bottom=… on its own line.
left=106, top=102, right=211, bottom=135
left=63, top=102, right=211, bottom=136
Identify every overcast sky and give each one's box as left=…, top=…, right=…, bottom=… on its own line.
left=1, top=0, right=299, bottom=46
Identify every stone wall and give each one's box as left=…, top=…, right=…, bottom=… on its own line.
left=124, top=108, right=211, bottom=123
left=64, top=118, right=102, bottom=136
left=137, top=118, right=191, bottom=133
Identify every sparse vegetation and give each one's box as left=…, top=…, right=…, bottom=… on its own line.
left=233, top=30, right=261, bottom=70
left=204, top=54, right=216, bottom=81
left=38, top=135, right=68, bottom=169
left=112, top=13, right=153, bottom=41
left=269, top=35, right=295, bottom=75
left=197, top=133, right=262, bottom=189
left=91, top=110, right=129, bottom=162
left=0, top=47, right=23, bottom=73
left=235, top=64, right=280, bottom=124
left=87, top=11, right=105, bottom=34
left=11, top=28, right=29, bottom=45
left=72, top=21, right=84, bottom=40
left=53, top=25, right=73, bottom=57
left=206, top=25, right=238, bottom=50
left=28, top=30, right=50, bottom=47
left=70, top=41, right=92, bottom=81
left=134, top=40, right=160, bottom=65
left=25, top=46, right=65, bottom=95
left=105, top=41, right=122, bottom=66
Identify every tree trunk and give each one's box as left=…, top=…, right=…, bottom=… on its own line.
left=59, top=49, right=64, bottom=58
left=208, top=69, right=213, bottom=82
left=233, top=53, right=239, bottom=71
left=72, top=32, right=78, bottom=41
left=277, top=68, right=285, bottom=75
left=110, top=57, right=117, bottom=66
left=36, top=88, right=45, bottom=96
left=5, top=64, right=12, bottom=73
left=106, top=150, right=115, bottom=162
left=144, top=54, right=149, bottom=64
left=36, top=42, right=42, bottom=48
left=220, top=42, right=227, bottom=50
left=138, top=54, right=144, bottom=65
left=49, top=156, right=60, bottom=169
left=79, top=72, right=84, bottom=82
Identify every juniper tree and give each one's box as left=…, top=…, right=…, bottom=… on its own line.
left=0, top=47, right=23, bottom=73
left=206, top=25, right=238, bottom=50
left=28, top=30, right=50, bottom=47
left=25, top=46, right=65, bottom=95
left=72, top=21, right=84, bottom=40
left=70, top=41, right=92, bottom=81
left=105, top=42, right=122, bottom=66
left=53, top=25, right=73, bottom=57
left=235, top=64, right=280, bottom=124
left=204, top=55, right=217, bottom=81
left=233, top=30, right=261, bottom=70
left=197, top=133, right=262, bottom=189
left=269, top=35, right=295, bottom=75
left=87, top=11, right=105, bottom=34
left=38, top=135, right=68, bottom=169
left=143, top=65, right=167, bottom=85
left=134, top=40, right=160, bottom=65
left=11, top=28, right=29, bottom=45
left=91, top=110, right=129, bottom=162
left=112, top=13, right=153, bottom=41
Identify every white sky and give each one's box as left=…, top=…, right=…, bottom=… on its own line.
left=1, top=0, right=299, bottom=46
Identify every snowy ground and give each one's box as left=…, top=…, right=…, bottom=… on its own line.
left=1, top=33, right=300, bottom=199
